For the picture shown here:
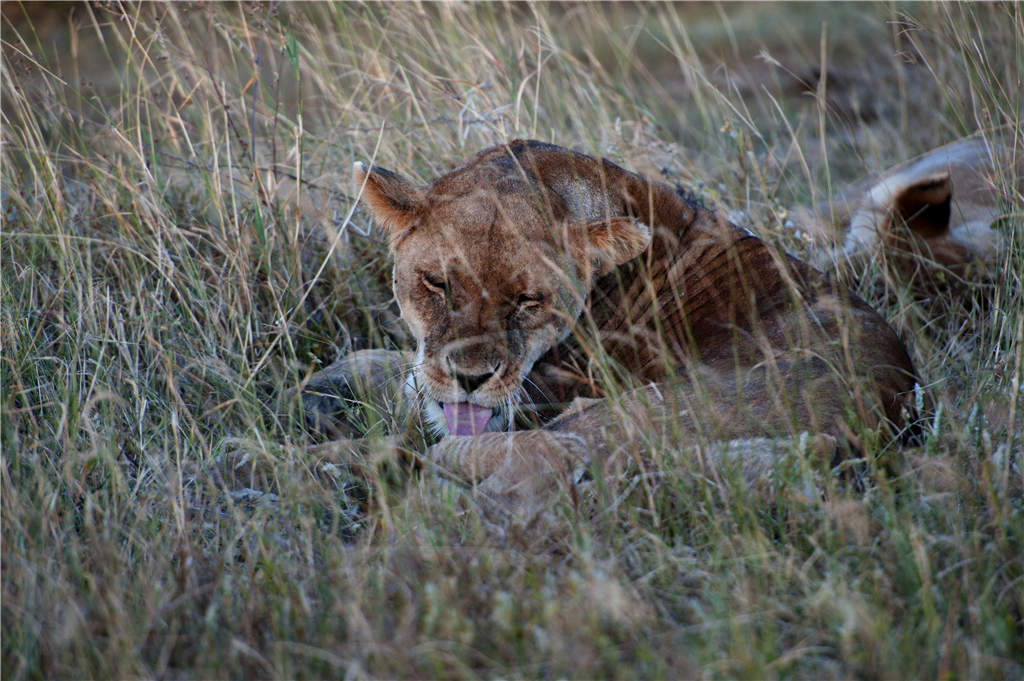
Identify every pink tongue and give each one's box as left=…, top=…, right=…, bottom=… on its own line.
left=442, top=402, right=494, bottom=436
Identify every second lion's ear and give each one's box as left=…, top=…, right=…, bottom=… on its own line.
left=888, top=172, right=952, bottom=239
left=353, top=162, right=424, bottom=233
left=585, top=217, right=651, bottom=276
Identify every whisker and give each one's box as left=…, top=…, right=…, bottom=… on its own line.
left=505, top=394, right=515, bottom=432
left=521, top=375, right=545, bottom=396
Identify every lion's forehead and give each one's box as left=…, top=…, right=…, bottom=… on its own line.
left=430, top=155, right=537, bottom=194
left=427, top=157, right=579, bottom=217
left=396, top=231, right=563, bottom=294
left=399, top=187, right=579, bottom=280
left=391, top=154, right=598, bottom=312
left=429, top=163, right=618, bottom=234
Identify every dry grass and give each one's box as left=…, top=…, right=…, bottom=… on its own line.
left=2, top=2, right=1022, bottom=678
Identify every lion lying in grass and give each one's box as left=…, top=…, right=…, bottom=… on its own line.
left=797, top=136, right=1020, bottom=277
left=299, top=140, right=919, bottom=516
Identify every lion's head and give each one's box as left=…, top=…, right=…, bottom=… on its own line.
left=354, top=140, right=652, bottom=436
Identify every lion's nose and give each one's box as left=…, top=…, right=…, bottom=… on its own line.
left=453, top=367, right=494, bottom=394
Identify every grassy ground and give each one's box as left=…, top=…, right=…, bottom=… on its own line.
left=2, top=2, right=1022, bottom=678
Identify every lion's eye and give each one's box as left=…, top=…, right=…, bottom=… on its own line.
left=422, top=274, right=451, bottom=301
left=515, top=293, right=545, bottom=311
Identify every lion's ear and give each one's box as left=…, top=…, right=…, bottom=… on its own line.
left=585, top=217, right=651, bottom=276
left=353, top=162, right=424, bottom=233
left=889, top=172, right=952, bottom=239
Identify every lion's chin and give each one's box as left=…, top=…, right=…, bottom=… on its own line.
left=424, top=400, right=508, bottom=437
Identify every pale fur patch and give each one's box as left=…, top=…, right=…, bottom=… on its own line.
left=843, top=177, right=906, bottom=255
left=550, top=176, right=612, bottom=223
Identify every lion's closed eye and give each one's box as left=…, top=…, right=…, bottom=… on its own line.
left=514, top=293, right=545, bottom=311
left=421, top=274, right=451, bottom=300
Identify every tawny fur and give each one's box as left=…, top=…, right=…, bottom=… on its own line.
left=796, top=136, right=1021, bottom=275
left=301, top=140, right=919, bottom=517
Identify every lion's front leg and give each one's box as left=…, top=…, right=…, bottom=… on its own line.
left=427, top=431, right=590, bottom=519
left=296, top=349, right=416, bottom=439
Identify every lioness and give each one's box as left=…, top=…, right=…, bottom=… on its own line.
left=301, top=140, right=918, bottom=514
left=797, top=137, right=1021, bottom=275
